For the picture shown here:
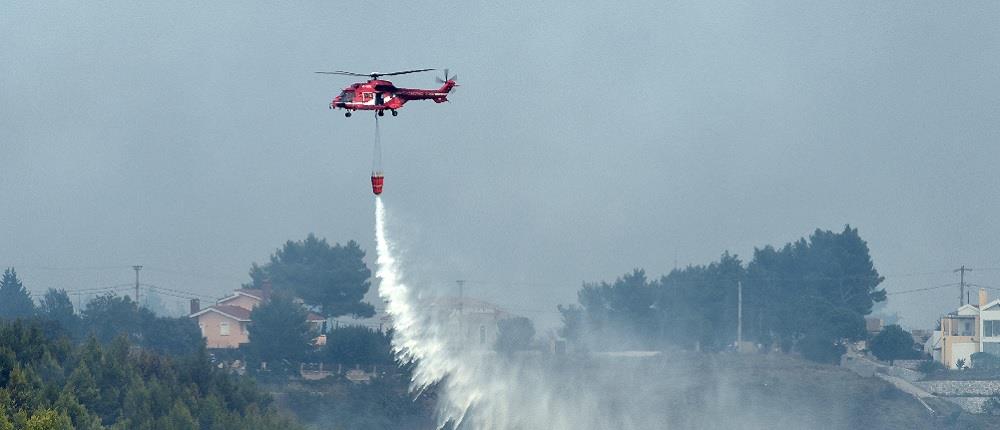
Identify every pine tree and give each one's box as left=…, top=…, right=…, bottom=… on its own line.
left=25, top=409, right=73, bottom=430
left=0, top=269, right=34, bottom=319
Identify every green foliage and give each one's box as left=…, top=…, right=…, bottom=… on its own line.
left=495, top=317, right=536, bottom=354
left=0, top=319, right=303, bottom=430
left=25, top=409, right=73, bottom=430
left=37, top=289, right=79, bottom=334
left=81, top=294, right=146, bottom=344
left=917, top=360, right=945, bottom=375
left=970, top=352, right=1000, bottom=370
left=984, top=391, right=1000, bottom=416
left=556, top=304, right=583, bottom=344
left=870, top=325, right=916, bottom=365
left=0, top=268, right=35, bottom=319
left=559, top=226, right=884, bottom=364
left=246, top=296, right=312, bottom=370
left=0, top=408, right=11, bottom=430
left=797, top=333, right=846, bottom=364
left=250, top=234, right=375, bottom=318
left=74, top=293, right=202, bottom=357
left=324, top=326, right=393, bottom=365
left=283, top=377, right=432, bottom=430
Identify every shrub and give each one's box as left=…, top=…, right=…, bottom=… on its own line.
left=917, top=360, right=945, bottom=374
left=971, top=352, right=1000, bottom=370
left=985, top=391, right=1000, bottom=416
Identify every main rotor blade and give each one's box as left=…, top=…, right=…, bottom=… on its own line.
left=375, top=68, right=436, bottom=77
left=314, top=70, right=370, bottom=77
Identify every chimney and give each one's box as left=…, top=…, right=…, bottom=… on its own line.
left=980, top=288, right=989, bottom=308
left=262, top=278, right=273, bottom=301
left=190, top=298, right=200, bottom=315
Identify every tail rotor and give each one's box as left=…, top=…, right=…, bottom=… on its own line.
left=435, top=68, right=458, bottom=84
left=435, top=69, right=459, bottom=98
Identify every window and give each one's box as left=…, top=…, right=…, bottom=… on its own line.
left=198, top=323, right=205, bottom=336
left=240, top=323, right=247, bottom=335
left=949, top=318, right=975, bottom=336
left=340, top=90, right=354, bottom=102
left=220, top=322, right=230, bottom=336
left=479, top=325, right=486, bottom=345
left=986, top=320, right=1000, bottom=337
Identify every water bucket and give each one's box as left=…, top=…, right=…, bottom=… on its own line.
left=371, top=174, right=384, bottom=195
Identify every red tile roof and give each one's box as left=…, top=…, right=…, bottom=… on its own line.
left=190, top=305, right=253, bottom=321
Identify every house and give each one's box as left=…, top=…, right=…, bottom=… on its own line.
left=189, top=282, right=327, bottom=349
left=865, top=317, right=883, bottom=336
left=924, top=330, right=942, bottom=362
left=935, top=288, right=1000, bottom=369
left=190, top=303, right=253, bottom=349
left=428, top=297, right=513, bottom=350
left=189, top=286, right=268, bottom=349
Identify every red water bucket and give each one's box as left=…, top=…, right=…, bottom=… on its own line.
left=371, top=174, right=384, bottom=195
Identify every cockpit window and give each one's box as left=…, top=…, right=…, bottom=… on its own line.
left=340, top=91, right=354, bottom=102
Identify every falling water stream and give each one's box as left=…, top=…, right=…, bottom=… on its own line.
left=373, top=197, right=822, bottom=430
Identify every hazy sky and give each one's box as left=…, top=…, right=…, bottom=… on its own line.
left=2, top=1, right=998, bottom=329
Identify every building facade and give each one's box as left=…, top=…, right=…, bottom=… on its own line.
left=935, top=289, right=1000, bottom=369
left=189, top=285, right=326, bottom=349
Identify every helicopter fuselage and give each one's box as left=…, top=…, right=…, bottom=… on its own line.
left=329, top=79, right=455, bottom=115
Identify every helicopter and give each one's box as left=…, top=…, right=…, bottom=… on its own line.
left=315, top=68, right=457, bottom=117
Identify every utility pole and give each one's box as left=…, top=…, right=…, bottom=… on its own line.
left=955, top=265, right=971, bottom=307
left=737, top=280, right=743, bottom=352
left=132, top=265, right=143, bottom=306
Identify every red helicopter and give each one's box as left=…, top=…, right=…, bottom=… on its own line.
left=315, top=68, right=457, bottom=117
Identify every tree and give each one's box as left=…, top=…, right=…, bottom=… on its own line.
left=495, top=317, right=536, bottom=354
left=797, top=333, right=847, bottom=364
left=797, top=306, right=867, bottom=364
left=556, top=305, right=583, bottom=344
left=25, top=409, right=72, bottom=430
left=0, top=268, right=34, bottom=319
left=656, top=252, right=744, bottom=351
left=743, top=226, right=884, bottom=354
left=574, top=269, right=657, bottom=349
left=250, top=234, right=374, bottom=318
left=140, top=316, right=203, bottom=357
left=80, top=294, right=148, bottom=344
left=37, top=289, right=78, bottom=331
left=324, top=326, right=392, bottom=365
left=870, top=325, right=916, bottom=365
left=245, top=296, right=312, bottom=370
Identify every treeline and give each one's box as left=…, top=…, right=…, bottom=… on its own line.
left=0, top=319, right=301, bottom=430
left=0, top=269, right=201, bottom=357
left=559, top=226, right=885, bottom=363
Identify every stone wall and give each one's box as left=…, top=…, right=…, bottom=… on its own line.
left=914, top=380, right=1000, bottom=414
left=916, top=380, right=1000, bottom=397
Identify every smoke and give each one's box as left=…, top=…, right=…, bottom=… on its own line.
left=375, top=197, right=858, bottom=430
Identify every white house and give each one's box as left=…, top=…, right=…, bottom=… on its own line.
left=978, top=294, right=1000, bottom=356
left=935, top=289, right=1000, bottom=369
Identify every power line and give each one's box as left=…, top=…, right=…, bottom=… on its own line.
left=141, top=283, right=218, bottom=300
left=885, top=283, right=961, bottom=296
left=10, top=265, right=132, bottom=272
